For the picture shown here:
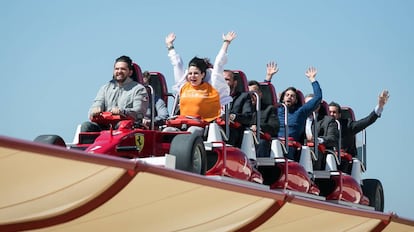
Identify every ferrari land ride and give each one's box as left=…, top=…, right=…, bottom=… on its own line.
left=3, top=69, right=410, bottom=231
left=33, top=83, right=384, bottom=214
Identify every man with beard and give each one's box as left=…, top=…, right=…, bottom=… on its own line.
left=81, top=55, right=149, bottom=132
left=265, top=62, right=322, bottom=161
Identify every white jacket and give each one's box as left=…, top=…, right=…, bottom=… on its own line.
left=168, top=48, right=232, bottom=106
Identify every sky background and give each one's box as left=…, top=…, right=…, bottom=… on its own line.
left=1, top=0, right=413, bottom=220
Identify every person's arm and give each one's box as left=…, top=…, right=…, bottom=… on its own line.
left=88, top=84, right=107, bottom=119
left=233, top=92, right=254, bottom=126
left=124, top=84, right=149, bottom=121
left=210, top=31, right=237, bottom=106
left=349, top=111, right=379, bottom=134
left=165, top=33, right=186, bottom=92
left=265, top=61, right=279, bottom=82
left=319, top=117, right=339, bottom=148
left=261, top=105, right=280, bottom=137
left=375, top=89, right=390, bottom=116
left=299, top=67, right=322, bottom=116
left=350, top=90, right=389, bottom=134
left=154, top=97, right=169, bottom=122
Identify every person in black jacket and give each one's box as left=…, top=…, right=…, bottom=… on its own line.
left=328, top=90, right=389, bottom=157
left=304, top=94, right=339, bottom=169
left=248, top=80, right=279, bottom=157
left=223, top=70, right=253, bottom=147
left=328, top=90, right=389, bottom=173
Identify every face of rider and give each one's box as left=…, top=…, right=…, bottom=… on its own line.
left=113, top=61, right=132, bottom=83
left=248, top=84, right=261, bottom=106
left=328, top=106, right=341, bottom=120
left=187, top=66, right=205, bottom=86
left=283, top=89, right=297, bottom=107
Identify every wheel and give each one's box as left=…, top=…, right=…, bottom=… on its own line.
left=362, top=179, right=384, bottom=212
left=34, top=135, right=66, bottom=147
left=169, top=133, right=207, bottom=175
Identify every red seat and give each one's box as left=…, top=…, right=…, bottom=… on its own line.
left=340, top=106, right=356, bottom=121
left=146, top=71, right=171, bottom=107
left=131, top=63, right=143, bottom=83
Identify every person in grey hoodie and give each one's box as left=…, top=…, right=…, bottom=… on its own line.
left=81, top=55, right=149, bottom=132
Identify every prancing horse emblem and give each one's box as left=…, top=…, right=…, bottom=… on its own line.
left=134, top=133, right=144, bottom=151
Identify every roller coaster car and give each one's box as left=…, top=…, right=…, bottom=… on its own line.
left=255, top=82, right=384, bottom=211
left=305, top=139, right=384, bottom=212
left=34, top=112, right=263, bottom=184
left=250, top=82, right=319, bottom=195
left=285, top=103, right=383, bottom=211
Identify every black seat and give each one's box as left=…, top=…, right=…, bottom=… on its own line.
left=259, top=81, right=278, bottom=107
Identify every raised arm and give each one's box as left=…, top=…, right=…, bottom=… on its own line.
left=300, top=67, right=322, bottom=116
left=165, top=32, right=186, bottom=92
left=265, top=61, right=279, bottom=82
left=213, top=31, right=237, bottom=74
left=305, top=66, right=317, bottom=83
left=378, top=90, right=390, bottom=111
left=211, top=31, right=237, bottom=105
left=221, top=31, right=237, bottom=54
left=349, top=89, right=389, bottom=134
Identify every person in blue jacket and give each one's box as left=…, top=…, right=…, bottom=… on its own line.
left=265, top=62, right=322, bottom=161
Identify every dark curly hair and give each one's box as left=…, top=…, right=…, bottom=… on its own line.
left=188, top=56, right=212, bottom=74
left=115, top=55, right=133, bottom=70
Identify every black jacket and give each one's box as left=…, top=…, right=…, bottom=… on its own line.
left=341, top=111, right=379, bottom=157
left=252, top=103, right=279, bottom=137
left=230, top=91, right=253, bottom=127
left=315, top=115, right=339, bottom=150
left=340, top=110, right=379, bottom=156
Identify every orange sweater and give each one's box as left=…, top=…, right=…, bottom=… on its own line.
left=179, top=82, right=221, bottom=122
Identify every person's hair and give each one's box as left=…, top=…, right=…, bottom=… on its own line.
left=188, top=57, right=211, bottom=74
left=115, top=55, right=133, bottom=70
left=143, top=71, right=150, bottom=78
left=304, top=93, right=314, bottom=99
left=224, top=69, right=235, bottom=80
left=329, top=101, right=342, bottom=113
left=279, top=86, right=297, bottom=103
left=248, top=80, right=260, bottom=88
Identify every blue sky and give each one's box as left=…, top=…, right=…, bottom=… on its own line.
left=1, top=0, right=413, bottom=219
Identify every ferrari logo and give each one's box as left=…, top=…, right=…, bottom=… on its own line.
left=134, top=133, right=144, bottom=151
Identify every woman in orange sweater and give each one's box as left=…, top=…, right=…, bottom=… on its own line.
left=165, top=32, right=236, bottom=122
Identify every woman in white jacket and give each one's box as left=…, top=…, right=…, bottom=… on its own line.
left=165, top=32, right=235, bottom=122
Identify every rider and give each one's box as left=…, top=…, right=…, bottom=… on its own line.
left=265, top=62, right=322, bottom=161
left=164, top=32, right=234, bottom=125
left=81, top=55, right=149, bottom=132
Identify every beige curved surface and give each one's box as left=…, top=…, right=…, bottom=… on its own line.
left=0, top=147, right=127, bottom=225
left=1, top=135, right=413, bottom=232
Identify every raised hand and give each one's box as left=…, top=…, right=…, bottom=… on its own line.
left=165, top=33, right=176, bottom=47
left=305, top=66, right=317, bottom=81
left=378, top=90, right=390, bottom=107
left=265, top=61, right=279, bottom=81
left=222, top=31, right=237, bottom=43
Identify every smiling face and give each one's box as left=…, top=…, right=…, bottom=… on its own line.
left=187, top=66, right=205, bottom=86
left=248, top=84, right=262, bottom=106
left=113, top=61, right=132, bottom=83
left=328, top=106, right=341, bottom=120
